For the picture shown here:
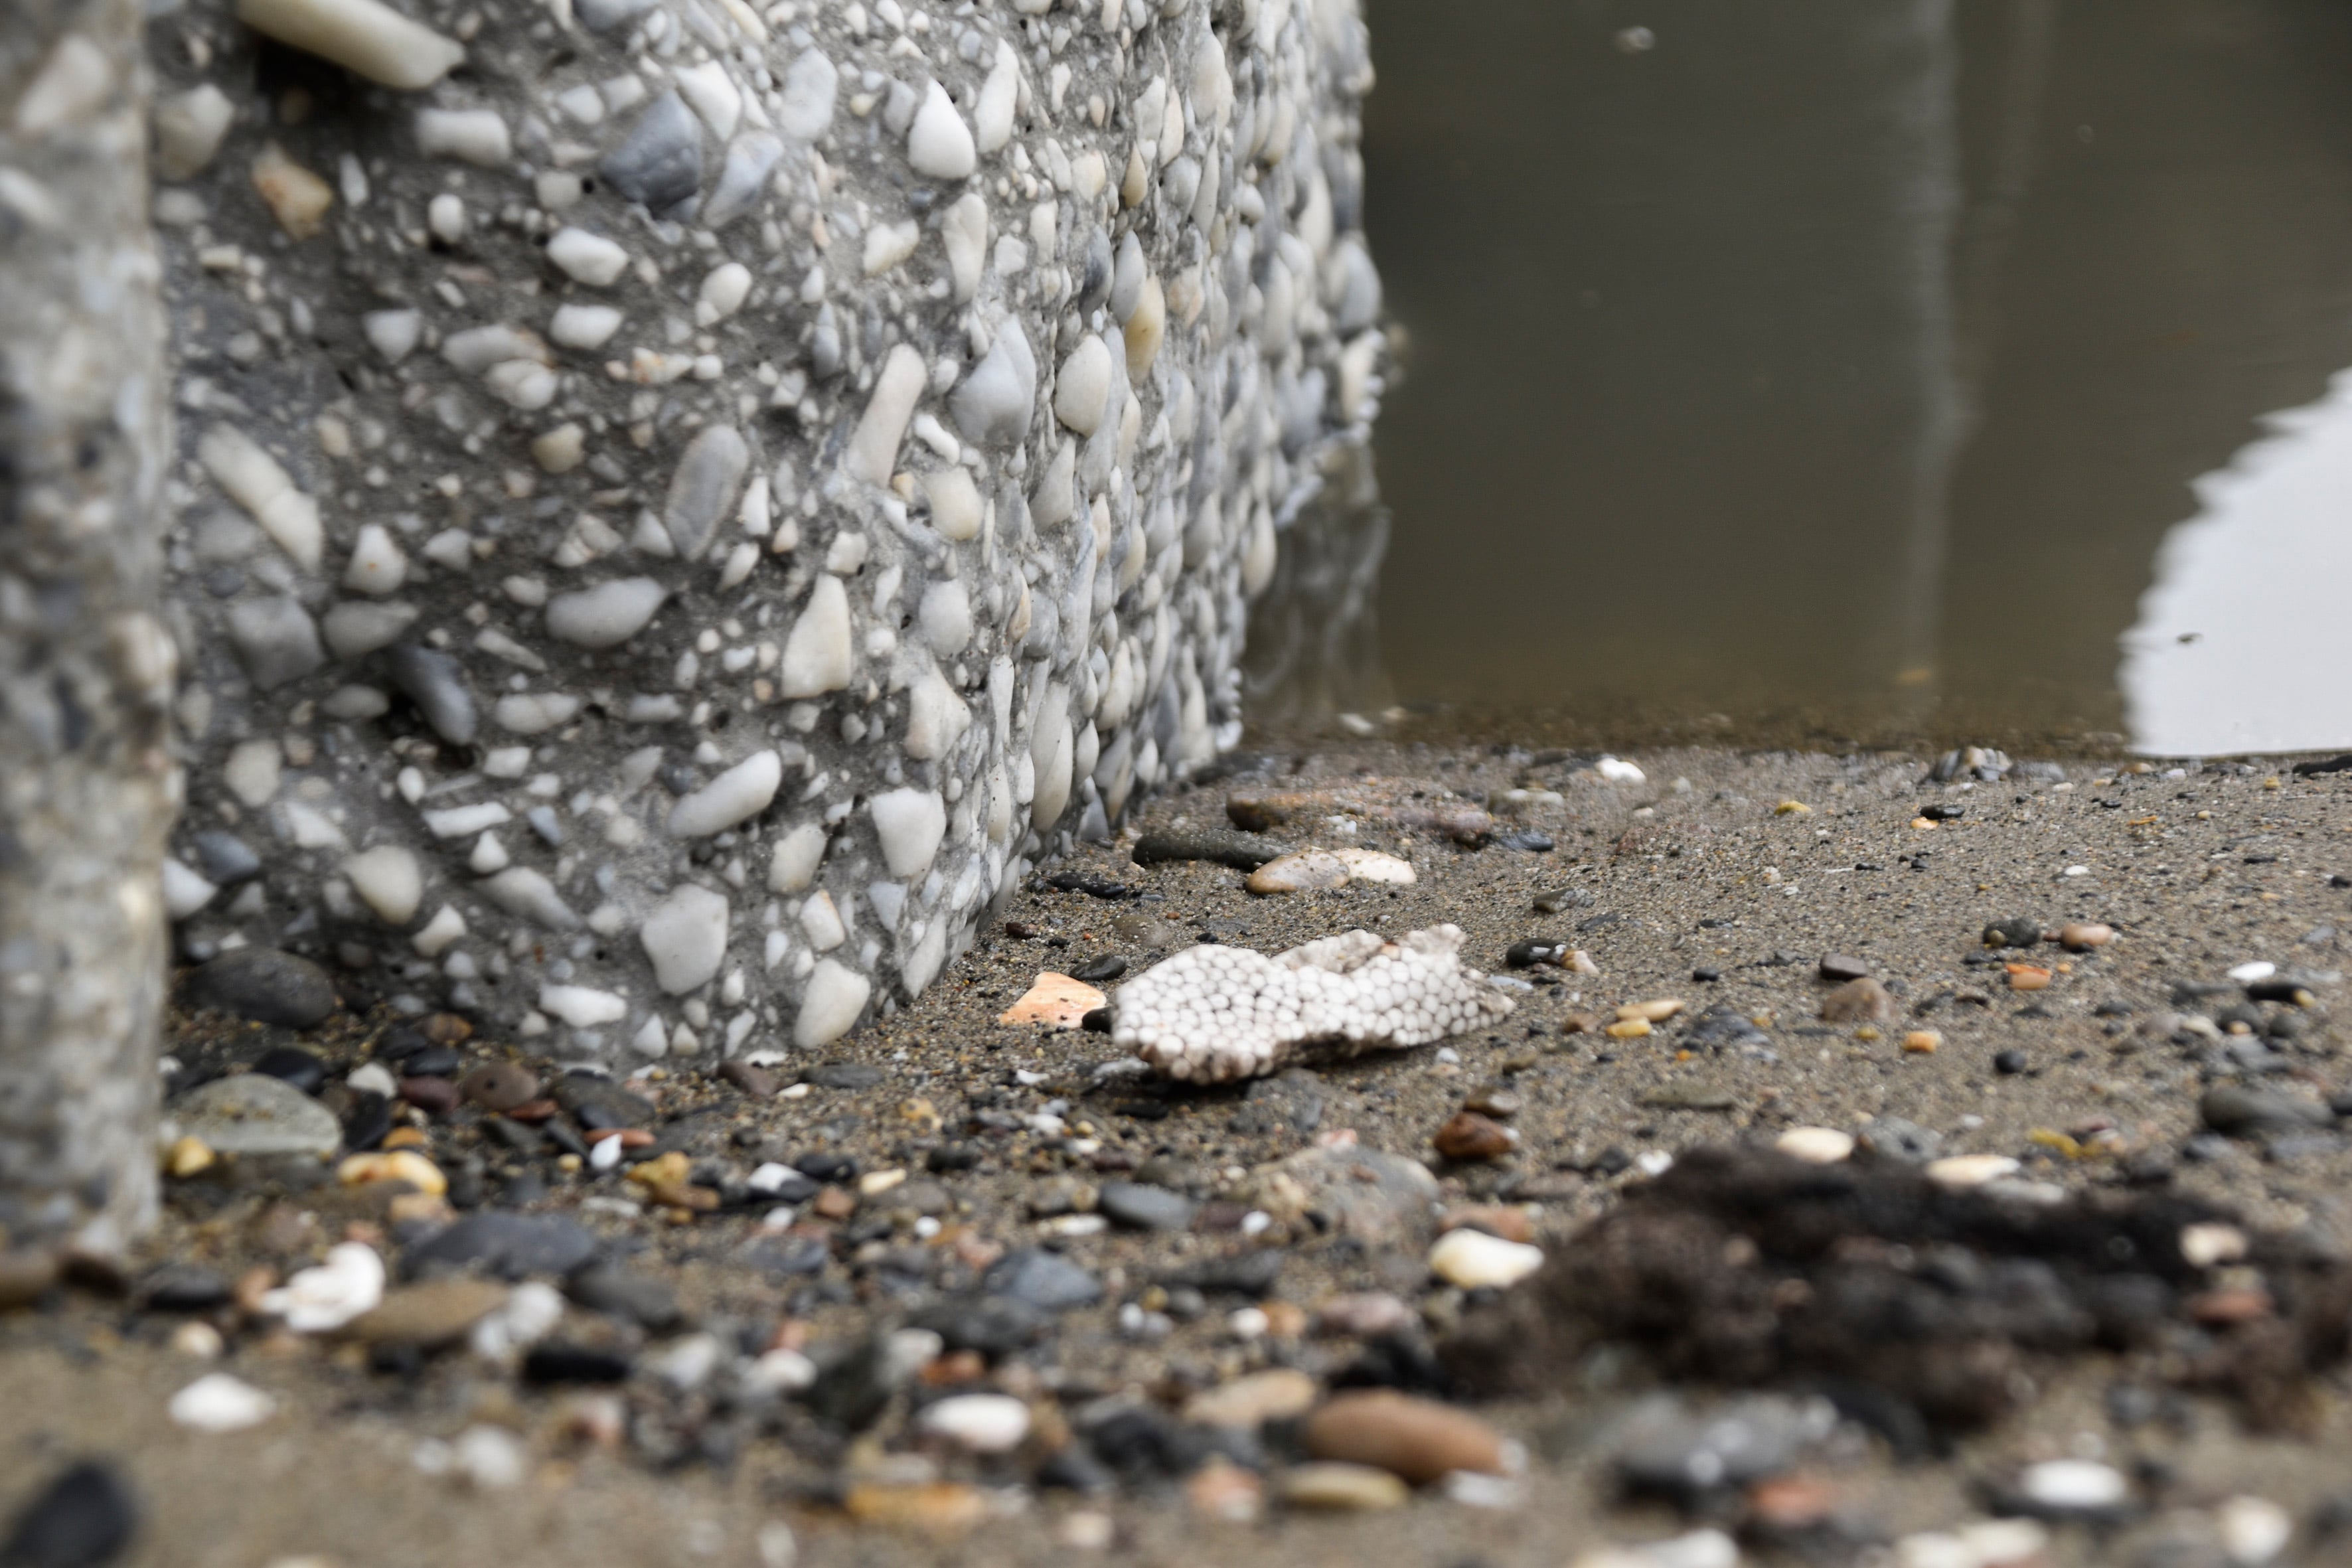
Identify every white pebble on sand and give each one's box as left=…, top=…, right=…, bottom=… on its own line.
left=259, top=1241, right=384, bottom=1332
left=170, top=1372, right=278, bottom=1433
left=1428, top=1228, right=1544, bottom=1289
left=917, top=1393, right=1031, bottom=1453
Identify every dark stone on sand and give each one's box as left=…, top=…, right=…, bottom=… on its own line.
left=1131, top=828, right=1281, bottom=871
left=406, top=1212, right=599, bottom=1280
left=185, top=949, right=337, bottom=1028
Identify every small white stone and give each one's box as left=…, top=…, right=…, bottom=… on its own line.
left=233, top=0, right=463, bottom=90
left=533, top=424, right=586, bottom=475
left=480, top=867, right=579, bottom=930
left=778, top=575, right=854, bottom=697
left=917, top=580, right=973, bottom=655
left=950, top=325, right=1037, bottom=447
left=427, top=191, right=465, bottom=242
left=162, top=858, right=218, bottom=919
left=412, top=905, right=467, bottom=957
left=916, top=1393, right=1031, bottom=1454
left=344, top=845, right=422, bottom=925
left=415, top=107, right=510, bottom=166
left=547, top=226, right=629, bottom=286
left=2017, top=1459, right=2127, bottom=1514
left=975, top=39, right=1019, bottom=154
left=941, top=193, right=988, bottom=303
left=170, top=1372, right=277, bottom=1433
left=493, top=692, right=581, bottom=734
left=259, top=1241, right=384, bottom=1332
left=799, top=891, right=846, bottom=951
left=641, top=883, right=730, bottom=994
left=546, top=578, right=666, bottom=648
left=696, top=262, right=753, bottom=323
left=870, top=788, right=946, bottom=879
left=2228, top=960, right=2276, bottom=983
left=775, top=48, right=838, bottom=140
left=2218, top=1495, right=2292, bottom=1566
left=1053, top=334, right=1113, bottom=435
left=862, top=218, right=919, bottom=276
left=768, top=823, right=828, bottom=893
left=1775, top=1127, right=1855, bottom=1164
left=903, top=672, right=971, bottom=761
left=1924, top=1154, right=2019, bottom=1190
left=665, top=426, right=750, bottom=558
left=1330, top=848, right=1415, bottom=885
left=453, top=1425, right=529, bottom=1491
left=348, top=1062, right=398, bottom=1098
left=154, top=84, right=237, bottom=180
left=674, top=60, right=742, bottom=141
left=362, top=308, right=422, bottom=362
left=846, top=344, right=927, bottom=487
left=795, top=958, right=871, bottom=1046
left=920, top=466, right=982, bottom=540
left=550, top=303, right=624, bottom=349
left=199, top=426, right=321, bottom=570
left=345, top=523, right=408, bottom=595
left=1428, top=1228, right=1544, bottom=1289
left=1595, top=755, right=1646, bottom=783
left=669, top=750, right=784, bottom=838
left=2179, top=1222, right=2248, bottom=1269
left=538, top=983, right=629, bottom=1028
left=907, top=79, right=976, bottom=180
left=485, top=359, right=558, bottom=410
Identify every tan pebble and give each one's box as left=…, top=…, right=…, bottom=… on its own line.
left=1819, top=977, right=1897, bottom=1024
left=1184, top=1368, right=1320, bottom=1429
left=1853, top=1025, right=1882, bottom=1042
left=1775, top=799, right=1812, bottom=815
left=2058, top=922, right=2115, bottom=951
left=250, top=142, right=333, bottom=239
left=1560, top=1012, right=1603, bottom=1035
left=842, top=1482, right=988, bottom=1537
left=1186, top=1456, right=1265, bottom=1522
left=1617, top=998, right=1686, bottom=1023
left=346, top=1278, right=506, bottom=1347
left=1302, top=1390, right=1510, bottom=1484
left=1903, top=1030, right=1942, bottom=1054
left=1314, top=1292, right=1415, bottom=1338
left=1245, top=849, right=1351, bottom=894
left=166, top=1135, right=216, bottom=1178
left=1281, top=1461, right=1409, bottom=1511
left=337, top=1150, right=445, bottom=1196
left=1775, top=1127, right=1855, bottom=1164
left=997, top=972, right=1107, bottom=1029
left=2005, top=964, right=2053, bottom=990
left=858, top=1168, right=907, bottom=1198
left=1567, top=949, right=1600, bottom=976
left=1605, top=1017, right=1651, bottom=1040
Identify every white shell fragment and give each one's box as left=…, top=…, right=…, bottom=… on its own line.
left=1111, top=925, right=1516, bottom=1083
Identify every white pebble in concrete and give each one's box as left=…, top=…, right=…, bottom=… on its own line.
left=641, top=883, right=730, bottom=995
left=668, top=751, right=783, bottom=838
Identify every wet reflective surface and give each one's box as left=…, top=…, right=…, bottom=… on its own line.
left=1307, top=0, right=2352, bottom=755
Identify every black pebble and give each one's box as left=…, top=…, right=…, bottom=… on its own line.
left=1994, top=1050, right=2029, bottom=1075
left=1691, top=967, right=1721, bottom=982
left=1070, top=955, right=1128, bottom=984
left=341, top=1092, right=392, bottom=1153
left=1079, top=1007, right=1113, bottom=1033
left=1, top=1461, right=137, bottom=1568
left=521, top=1344, right=634, bottom=1383
left=248, top=1046, right=327, bottom=1095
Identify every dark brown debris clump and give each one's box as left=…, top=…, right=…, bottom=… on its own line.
left=1444, top=1145, right=2352, bottom=1435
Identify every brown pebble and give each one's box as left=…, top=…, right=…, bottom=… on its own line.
left=1245, top=849, right=1350, bottom=894
left=347, top=1278, right=507, bottom=1347
left=1818, top=955, right=1871, bottom=982
left=842, top=1482, right=987, bottom=1538
left=811, top=1188, right=857, bottom=1220
left=2188, top=1287, right=2274, bottom=1326
left=1819, top=977, right=1897, bottom=1024
left=1560, top=1012, right=1603, bottom=1035
left=1440, top=1206, right=1532, bottom=1244
left=0, top=1249, right=60, bottom=1310
left=459, top=1062, right=540, bottom=1112
left=1903, top=1030, right=1942, bottom=1054
left=1432, top=1111, right=1515, bottom=1162
left=1301, top=1390, right=1509, bottom=1484
left=1186, top=1457, right=1265, bottom=1522
left=1747, top=1474, right=1838, bottom=1529
left=2058, top=922, right=2116, bottom=951
left=2005, top=964, right=2053, bottom=991
left=398, top=1075, right=458, bottom=1113
left=720, top=1060, right=779, bottom=1097
left=420, top=1012, right=473, bottom=1045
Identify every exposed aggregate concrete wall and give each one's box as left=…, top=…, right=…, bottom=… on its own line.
left=147, top=0, right=1383, bottom=1062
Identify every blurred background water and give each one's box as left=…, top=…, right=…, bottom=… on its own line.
left=1250, top=0, right=2352, bottom=757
